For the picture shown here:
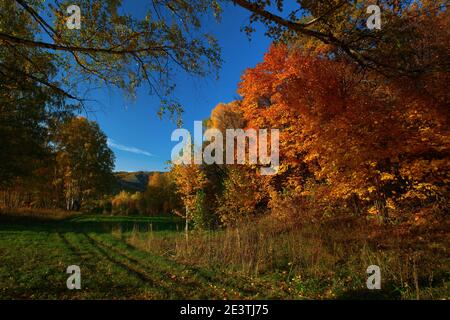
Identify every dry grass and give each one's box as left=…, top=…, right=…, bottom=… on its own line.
left=125, top=213, right=449, bottom=299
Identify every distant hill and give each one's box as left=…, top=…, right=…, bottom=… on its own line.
left=114, top=171, right=157, bottom=193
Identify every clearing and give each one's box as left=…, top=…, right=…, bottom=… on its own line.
left=0, top=214, right=289, bottom=299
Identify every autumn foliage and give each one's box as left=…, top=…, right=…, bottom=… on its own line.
left=237, top=44, right=449, bottom=222
left=172, top=7, right=449, bottom=227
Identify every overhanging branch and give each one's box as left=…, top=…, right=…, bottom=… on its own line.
left=0, top=32, right=172, bottom=55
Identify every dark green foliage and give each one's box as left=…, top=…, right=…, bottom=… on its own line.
left=192, top=190, right=215, bottom=230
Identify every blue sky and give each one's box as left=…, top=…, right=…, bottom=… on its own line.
left=85, top=2, right=272, bottom=172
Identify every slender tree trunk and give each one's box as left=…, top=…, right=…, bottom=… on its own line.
left=185, top=208, right=189, bottom=242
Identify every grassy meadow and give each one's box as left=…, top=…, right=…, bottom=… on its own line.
left=0, top=212, right=291, bottom=299
left=0, top=211, right=447, bottom=300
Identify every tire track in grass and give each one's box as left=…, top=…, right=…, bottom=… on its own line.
left=61, top=232, right=164, bottom=299
left=84, top=233, right=226, bottom=299
left=56, top=232, right=97, bottom=299
left=102, top=233, right=276, bottom=298
left=91, top=233, right=263, bottom=299
left=91, top=234, right=201, bottom=287
left=81, top=233, right=183, bottom=298
left=84, top=232, right=214, bottom=298
left=57, top=232, right=84, bottom=260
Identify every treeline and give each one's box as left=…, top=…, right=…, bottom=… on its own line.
left=169, top=4, right=449, bottom=230
left=96, top=172, right=181, bottom=216
left=33, top=3, right=447, bottom=228
left=1, top=1, right=448, bottom=228
left=0, top=115, right=115, bottom=211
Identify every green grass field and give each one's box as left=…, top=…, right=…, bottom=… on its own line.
left=1, top=213, right=447, bottom=300
left=0, top=214, right=292, bottom=299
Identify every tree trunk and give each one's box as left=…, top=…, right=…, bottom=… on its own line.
left=185, top=208, right=189, bottom=242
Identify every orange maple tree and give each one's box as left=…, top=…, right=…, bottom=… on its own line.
left=238, top=44, right=449, bottom=220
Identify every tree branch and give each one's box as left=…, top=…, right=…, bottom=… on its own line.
left=233, top=0, right=335, bottom=42
left=0, top=62, right=82, bottom=101
left=0, top=32, right=172, bottom=55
